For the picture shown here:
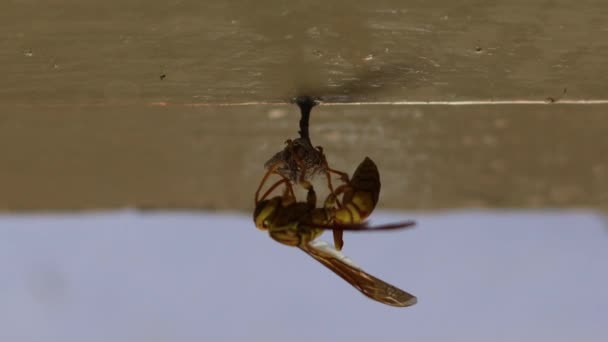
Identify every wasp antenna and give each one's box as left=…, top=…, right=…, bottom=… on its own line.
left=311, top=220, right=416, bottom=231
left=361, top=221, right=417, bottom=231
left=337, top=220, right=416, bottom=231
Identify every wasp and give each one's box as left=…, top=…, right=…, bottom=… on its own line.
left=258, top=154, right=385, bottom=251
left=254, top=157, right=417, bottom=307
left=255, top=96, right=349, bottom=203
left=255, top=96, right=352, bottom=248
left=324, top=156, right=385, bottom=251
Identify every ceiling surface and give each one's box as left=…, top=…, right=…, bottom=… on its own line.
left=1, top=0, right=607, bottom=211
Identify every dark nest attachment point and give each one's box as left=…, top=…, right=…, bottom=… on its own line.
left=264, top=96, right=328, bottom=184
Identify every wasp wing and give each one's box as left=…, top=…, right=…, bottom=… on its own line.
left=299, top=240, right=417, bottom=307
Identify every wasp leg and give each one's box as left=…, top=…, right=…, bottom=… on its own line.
left=314, top=151, right=351, bottom=251
left=325, top=183, right=353, bottom=251
left=316, top=147, right=349, bottom=208
left=255, top=162, right=280, bottom=203
left=331, top=183, right=356, bottom=223
left=255, top=161, right=295, bottom=204
left=316, top=146, right=350, bottom=185
left=327, top=167, right=350, bottom=184
left=332, top=183, right=350, bottom=197
left=332, top=229, right=345, bottom=251
left=323, top=170, right=338, bottom=204
left=324, top=183, right=352, bottom=211
left=280, top=184, right=297, bottom=207
left=299, top=180, right=317, bottom=208
left=259, top=177, right=294, bottom=204
left=315, top=147, right=335, bottom=193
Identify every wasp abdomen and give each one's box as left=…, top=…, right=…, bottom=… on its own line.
left=349, top=157, right=380, bottom=201
left=336, top=157, right=381, bottom=224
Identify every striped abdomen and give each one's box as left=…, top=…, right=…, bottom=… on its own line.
left=334, top=157, right=381, bottom=224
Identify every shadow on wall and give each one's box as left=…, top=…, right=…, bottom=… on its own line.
left=226, top=1, right=437, bottom=101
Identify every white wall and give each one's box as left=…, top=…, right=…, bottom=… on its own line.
left=1, top=211, right=606, bottom=342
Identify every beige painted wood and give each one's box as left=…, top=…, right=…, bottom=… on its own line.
left=1, top=103, right=606, bottom=211
left=1, top=0, right=607, bottom=211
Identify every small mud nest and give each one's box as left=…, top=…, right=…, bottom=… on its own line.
left=264, top=137, right=328, bottom=183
